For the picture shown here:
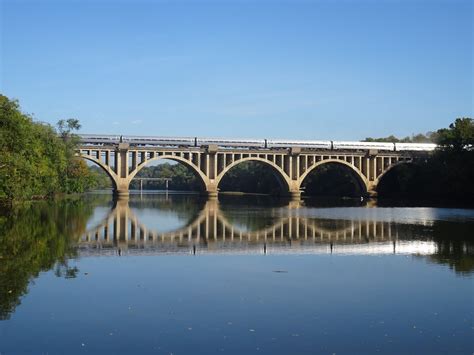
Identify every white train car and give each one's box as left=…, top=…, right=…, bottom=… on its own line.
left=197, top=138, right=266, bottom=149
left=124, top=136, right=196, bottom=147
left=333, top=141, right=396, bottom=151
left=267, top=140, right=332, bottom=150
left=394, top=143, right=437, bottom=151
left=79, top=134, right=121, bottom=145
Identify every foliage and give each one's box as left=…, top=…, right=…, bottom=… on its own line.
left=377, top=118, right=474, bottom=202
left=435, top=117, right=474, bottom=152
left=0, top=95, right=101, bottom=202
left=301, top=163, right=363, bottom=197
left=363, top=132, right=436, bottom=143
left=87, top=165, right=113, bottom=189
left=130, top=162, right=203, bottom=191
left=219, top=162, right=282, bottom=195
left=57, top=118, right=81, bottom=139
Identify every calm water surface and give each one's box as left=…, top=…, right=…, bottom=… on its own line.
left=0, top=193, right=473, bottom=354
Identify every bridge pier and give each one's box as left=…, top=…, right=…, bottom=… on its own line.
left=285, top=190, right=302, bottom=200
left=114, top=189, right=130, bottom=199
left=204, top=181, right=219, bottom=199
left=366, top=181, right=378, bottom=198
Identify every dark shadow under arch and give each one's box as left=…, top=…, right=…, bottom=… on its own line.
left=376, top=162, right=420, bottom=198
left=301, top=162, right=367, bottom=197
left=217, top=160, right=289, bottom=195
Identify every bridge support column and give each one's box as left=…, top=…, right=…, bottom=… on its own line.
left=286, top=190, right=301, bottom=200
left=366, top=181, right=378, bottom=198
left=113, top=143, right=131, bottom=199
left=284, top=181, right=302, bottom=200
left=205, top=181, right=219, bottom=199
left=114, top=187, right=130, bottom=199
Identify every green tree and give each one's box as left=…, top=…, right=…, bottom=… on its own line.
left=363, top=132, right=436, bottom=143
left=377, top=118, right=474, bottom=202
left=57, top=118, right=81, bottom=139
left=435, top=117, right=473, bottom=152
left=0, top=95, right=104, bottom=202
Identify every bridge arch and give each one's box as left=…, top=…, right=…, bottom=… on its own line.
left=215, top=157, right=292, bottom=195
left=374, top=161, right=418, bottom=197
left=374, top=161, right=414, bottom=186
left=79, top=155, right=118, bottom=190
left=299, top=159, right=368, bottom=195
left=128, top=155, right=209, bottom=191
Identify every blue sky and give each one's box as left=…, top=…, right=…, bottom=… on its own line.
left=1, top=0, right=472, bottom=140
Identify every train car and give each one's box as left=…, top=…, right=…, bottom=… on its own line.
left=266, top=139, right=332, bottom=150
left=197, top=138, right=266, bottom=149
left=394, top=143, right=437, bottom=151
left=123, top=136, right=196, bottom=147
left=78, top=134, right=121, bottom=145
left=332, top=141, right=396, bottom=151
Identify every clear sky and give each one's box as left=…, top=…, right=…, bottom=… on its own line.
left=1, top=0, right=472, bottom=140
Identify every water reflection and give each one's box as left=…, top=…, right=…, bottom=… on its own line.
left=77, top=195, right=474, bottom=274
left=0, top=197, right=106, bottom=320
left=1, top=194, right=473, bottom=322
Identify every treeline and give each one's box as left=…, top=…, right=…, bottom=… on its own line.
left=130, top=163, right=202, bottom=191
left=219, top=162, right=282, bottom=194
left=378, top=118, right=474, bottom=202
left=0, top=95, right=99, bottom=203
left=363, top=132, right=435, bottom=143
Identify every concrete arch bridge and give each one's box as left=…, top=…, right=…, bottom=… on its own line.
left=78, top=138, right=432, bottom=198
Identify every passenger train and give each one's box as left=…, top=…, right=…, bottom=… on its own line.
left=78, top=134, right=437, bottom=152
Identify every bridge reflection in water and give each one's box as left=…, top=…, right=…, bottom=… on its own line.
left=78, top=197, right=437, bottom=256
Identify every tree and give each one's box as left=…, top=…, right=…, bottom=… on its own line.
left=0, top=95, right=101, bottom=202
left=377, top=118, right=474, bottom=202
left=363, top=132, right=436, bottom=143
left=435, top=117, right=473, bottom=152
left=57, top=119, right=81, bottom=139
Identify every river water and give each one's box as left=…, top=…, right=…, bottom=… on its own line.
left=0, top=193, right=473, bottom=354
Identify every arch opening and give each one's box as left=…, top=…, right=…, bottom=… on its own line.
left=129, top=157, right=207, bottom=193
left=301, top=162, right=367, bottom=198
left=79, top=156, right=117, bottom=191
left=217, top=160, right=290, bottom=196
left=376, top=162, right=421, bottom=198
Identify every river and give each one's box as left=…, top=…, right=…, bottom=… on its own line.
left=0, top=193, right=473, bottom=354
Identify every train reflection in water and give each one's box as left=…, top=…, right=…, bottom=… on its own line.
left=78, top=197, right=438, bottom=257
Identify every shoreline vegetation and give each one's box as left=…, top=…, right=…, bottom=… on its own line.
left=1, top=94, right=473, bottom=205
left=0, top=95, right=107, bottom=205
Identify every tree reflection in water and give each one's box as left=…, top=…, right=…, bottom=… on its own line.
left=0, top=196, right=108, bottom=319
left=426, top=221, right=474, bottom=275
